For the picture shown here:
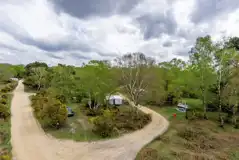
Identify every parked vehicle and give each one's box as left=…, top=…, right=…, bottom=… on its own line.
left=67, top=106, right=75, bottom=117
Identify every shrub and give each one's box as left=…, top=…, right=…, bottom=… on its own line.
left=1, top=94, right=8, bottom=99
left=0, top=104, right=10, bottom=119
left=92, top=108, right=152, bottom=138
left=92, top=116, right=118, bottom=138
left=31, top=92, right=68, bottom=129
left=138, top=148, right=158, bottom=160
left=114, top=109, right=151, bottom=131
left=0, top=98, right=7, bottom=105
left=92, top=109, right=118, bottom=137
left=0, top=153, right=11, bottom=160
left=178, top=127, right=204, bottom=141
left=0, top=87, right=10, bottom=93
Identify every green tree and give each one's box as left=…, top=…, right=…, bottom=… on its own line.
left=11, top=64, right=25, bottom=78
left=0, top=64, right=15, bottom=82
left=189, top=36, right=216, bottom=119
left=214, top=45, right=237, bottom=126
left=48, top=65, right=77, bottom=103
left=78, top=60, right=117, bottom=109
left=25, top=61, right=48, bottom=76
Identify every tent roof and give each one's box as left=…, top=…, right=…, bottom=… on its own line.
left=106, top=95, right=123, bottom=100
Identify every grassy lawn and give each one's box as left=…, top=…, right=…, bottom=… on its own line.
left=136, top=98, right=239, bottom=160
left=45, top=103, right=102, bottom=141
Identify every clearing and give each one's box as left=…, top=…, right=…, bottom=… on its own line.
left=136, top=99, right=239, bottom=160
left=11, top=80, right=169, bottom=160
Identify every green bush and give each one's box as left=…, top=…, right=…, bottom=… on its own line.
left=1, top=94, right=8, bottom=99
left=31, top=92, right=67, bottom=129
left=0, top=98, right=7, bottom=105
left=92, top=108, right=152, bottom=138
left=93, top=116, right=118, bottom=138
left=0, top=104, right=10, bottom=119
left=0, top=82, right=17, bottom=93
left=0, top=87, right=10, bottom=93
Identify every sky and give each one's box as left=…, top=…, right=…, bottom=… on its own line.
left=1, top=0, right=239, bottom=66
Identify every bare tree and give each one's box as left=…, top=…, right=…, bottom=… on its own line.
left=115, top=53, right=155, bottom=106
left=31, top=67, right=47, bottom=90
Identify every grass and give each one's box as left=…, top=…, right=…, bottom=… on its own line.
left=45, top=103, right=102, bottom=141
left=136, top=98, right=239, bottom=160
left=45, top=104, right=149, bottom=141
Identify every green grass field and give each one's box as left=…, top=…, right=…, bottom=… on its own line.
left=136, top=98, right=239, bottom=160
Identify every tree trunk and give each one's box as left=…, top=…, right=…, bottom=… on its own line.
left=202, top=89, right=208, bottom=119
left=232, top=100, right=237, bottom=126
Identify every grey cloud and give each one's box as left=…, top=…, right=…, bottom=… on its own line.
left=47, top=53, right=65, bottom=59
left=69, top=53, right=92, bottom=60
left=162, top=41, right=172, bottom=47
left=0, top=43, right=25, bottom=52
left=53, top=0, right=143, bottom=18
left=135, top=10, right=177, bottom=40
left=191, top=0, right=239, bottom=24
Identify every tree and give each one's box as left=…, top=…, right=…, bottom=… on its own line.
left=115, top=53, right=155, bottom=106
left=225, top=36, right=239, bottom=51
left=31, top=67, right=48, bottom=90
left=223, top=67, right=239, bottom=127
left=189, top=36, right=216, bottom=119
left=25, top=61, right=48, bottom=76
left=11, top=64, right=25, bottom=78
left=48, top=65, right=77, bottom=103
left=77, top=60, right=117, bottom=109
left=214, top=45, right=237, bottom=126
left=0, top=64, right=15, bottom=82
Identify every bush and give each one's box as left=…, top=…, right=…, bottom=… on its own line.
left=92, top=109, right=118, bottom=137
left=0, top=87, right=10, bottom=93
left=0, top=153, right=11, bottom=160
left=93, top=116, right=118, bottom=138
left=0, top=98, right=7, bottom=105
left=31, top=92, right=68, bottom=129
left=177, top=127, right=208, bottom=141
left=0, top=104, right=10, bottom=119
left=92, top=108, right=152, bottom=138
left=1, top=94, right=8, bottom=99
left=0, top=81, right=17, bottom=93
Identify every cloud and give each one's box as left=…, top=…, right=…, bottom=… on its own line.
left=53, top=0, right=143, bottom=18
left=0, top=0, right=239, bottom=66
left=190, top=0, right=239, bottom=24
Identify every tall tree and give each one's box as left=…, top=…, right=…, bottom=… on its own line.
left=78, top=60, right=117, bottom=109
left=31, top=67, right=48, bottom=90
left=214, top=45, right=237, bottom=125
left=115, top=53, right=155, bottom=106
left=223, top=65, right=239, bottom=127
left=189, top=36, right=216, bottom=119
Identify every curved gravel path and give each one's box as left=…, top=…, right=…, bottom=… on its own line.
left=11, top=80, right=169, bottom=160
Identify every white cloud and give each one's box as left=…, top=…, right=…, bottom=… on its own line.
left=0, top=0, right=239, bottom=66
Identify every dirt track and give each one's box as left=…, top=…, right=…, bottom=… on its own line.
left=11, top=80, right=169, bottom=160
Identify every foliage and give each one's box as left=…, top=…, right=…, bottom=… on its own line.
left=0, top=64, right=15, bottom=83
left=0, top=104, right=10, bottom=120
left=77, top=60, right=117, bottom=108
left=92, top=107, right=151, bottom=138
left=31, top=91, right=68, bottom=129
left=189, top=36, right=216, bottom=119
left=115, top=53, right=156, bottom=105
